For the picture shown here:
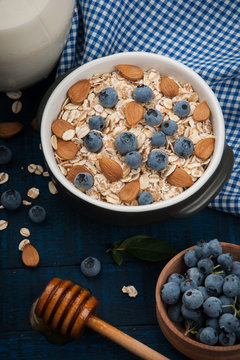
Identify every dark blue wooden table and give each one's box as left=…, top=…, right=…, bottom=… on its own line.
left=0, top=72, right=240, bottom=360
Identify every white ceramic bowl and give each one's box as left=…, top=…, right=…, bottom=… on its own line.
left=39, top=52, right=233, bottom=225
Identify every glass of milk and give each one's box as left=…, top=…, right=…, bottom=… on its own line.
left=0, top=0, right=75, bottom=91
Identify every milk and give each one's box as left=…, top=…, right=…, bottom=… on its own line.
left=0, top=0, right=75, bottom=91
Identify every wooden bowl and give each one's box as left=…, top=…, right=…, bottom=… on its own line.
left=155, top=242, right=240, bottom=360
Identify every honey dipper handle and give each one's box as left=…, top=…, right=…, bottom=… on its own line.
left=87, top=316, right=169, bottom=360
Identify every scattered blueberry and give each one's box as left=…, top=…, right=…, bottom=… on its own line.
left=80, top=257, right=101, bottom=277
left=167, top=273, right=184, bottom=285
left=160, top=282, right=180, bottom=305
left=0, top=145, right=12, bottom=165
left=98, top=87, right=118, bottom=108
left=174, top=100, right=190, bottom=118
left=89, top=115, right=105, bottom=131
left=184, top=249, right=198, bottom=267
left=84, top=132, right=103, bottom=152
left=197, top=258, right=214, bottom=276
left=222, top=274, right=240, bottom=297
left=115, top=132, right=138, bottom=155
left=147, top=150, right=168, bottom=171
left=133, top=85, right=153, bottom=103
left=182, top=289, right=203, bottom=309
left=203, top=297, right=222, bottom=318
left=1, top=189, right=21, bottom=210
left=217, top=253, right=233, bottom=272
left=218, top=331, right=236, bottom=346
left=168, top=302, right=183, bottom=322
left=144, top=109, right=162, bottom=126
left=138, top=192, right=154, bottom=205
left=205, top=274, right=224, bottom=296
left=74, top=172, right=94, bottom=192
left=28, top=205, right=46, bottom=223
left=180, top=278, right=198, bottom=293
left=125, top=151, right=142, bottom=169
left=174, top=137, right=194, bottom=158
left=161, top=120, right=178, bottom=136
left=151, top=131, right=166, bottom=147
left=186, top=267, right=204, bottom=286
left=219, top=313, right=240, bottom=333
left=199, top=327, right=218, bottom=345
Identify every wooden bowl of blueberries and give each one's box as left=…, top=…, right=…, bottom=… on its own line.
left=155, top=240, right=240, bottom=360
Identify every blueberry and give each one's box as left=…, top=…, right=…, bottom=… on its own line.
left=89, top=115, right=105, bottom=131
left=99, top=87, right=118, bottom=108
left=167, top=273, right=185, bottom=285
left=133, top=85, right=153, bottom=103
left=223, top=274, right=240, bottom=297
left=138, top=192, right=154, bottom=205
left=181, top=304, right=202, bottom=321
left=174, top=137, right=194, bottom=158
left=115, top=132, right=138, bottom=155
left=217, top=253, right=233, bottom=272
left=161, top=120, right=178, bottom=136
left=1, top=189, right=21, bottom=210
left=199, top=327, right=218, bottom=345
left=147, top=150, right=168, bottom=171
left=208, top=238, right=223, bottom=258
left=182, top=289, right=203, bottom=309
left=174, top=100, right=190, bottom=117
left=197, top=286, right=209, bottom=301
left=219, top=295, right=235, bottom=314
left=206, top=318, right=220, bottom=332
left=195, top=240, right=212, bottom=259
left=125, top=151, right=142, bottom=169
left=203, top=297, right=222, bottom=318
left=231, top=261, right=240, bottom=278
left=197, top=258, right=214, bottom=276
left=205, top=274, right=224, bottom=296
left=168, top=302, right=183, bottom=322
left=144, top=109, right=162, bottom=126
left=28, top=205, right=46, bottom=223
left=0, top=145, right=12, bottom=165
left=84, top=132, right=103, bottom=152
left=219, top=313, right=240, bottom=333
left=151, top=131, right=166, bottom=147
left=160, top=282, right=180, bottom=305
left=80, top=256, right=101, bottom=277
left=218, top=331, right=236, bottom=346
left=74, top=172, right=94, bottom=192
left=184, top=249, right=198, bottom=267
left=180, top=278, right=198, bottom=293
left=185, top=267, right=204, bottom=286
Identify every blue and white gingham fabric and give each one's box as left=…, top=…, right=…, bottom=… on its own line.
left=57, top=0, right=240, bottom=216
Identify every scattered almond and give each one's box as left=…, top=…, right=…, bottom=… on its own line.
left=119, top=179, right=140, bottom=202
left=99, top=158, right=123, bottom=182
left=22, top=200, right=32, bottom=206
left=167, top=168, right=194, bottom=187
left=194, top=137, right=215, bottom=160
left=56, top=140, right=78, bottom=160
left=48, top=181, right=58, bottom=195
left=27, top=187, right=40, bottom=199
left=0, top=172, right=9, bottom=184
left=193, top=101, right=210, bottom=121
left=12, top=100, right=22, bottom=114
left=67, top=165, right=93, bottom=183
left=160, top=76, right=179, bottom=98
left=0, top=121, right=23, bottom=138
left=125, top=101, right=144, bottom=127
left=51, top=119, right=75, bottom=139
left=18, top=239, right=30, bottom=251
left=22, top=244, right=39, bottom=267
left=115, top=65, right=143, bottom=81
left=20, top=228, right=30, bottom=237
left=0, top=220, right=8, bottom=231
left=68, top=79, right=90, bottom=105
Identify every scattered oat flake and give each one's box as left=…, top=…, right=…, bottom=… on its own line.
left=0, top=205, right=4, bottom=209
left=18, top=239, right=30, bottom=251
left=12, top=100, right=22, bottom=114
left=0, top=220, right=8, bottom=231
left=27, top=187, right=40, bottom=199
left=20, top=227, right=30, bottom=237
left=28, top=164, right=37, bottom=173
left=6, top=90, right=22, bottom=100
left=122, top=285, right=138, bottom=298
left=43, top=171, right=49, bottom=177
left=0, top=172, right=9, bottom=184
left=22, top=200, right=32, bottom=206
left=34, top=165, right=44, bottom=175
left=48, top=181, right=58, bottom=195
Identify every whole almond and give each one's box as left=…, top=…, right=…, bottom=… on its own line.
left=125, top=101, right=144, bottom=127
left=160, top=76, right=179, bottom=98
left=194, top=137, right=215, bottom=160
left=99, top=158, right=123, bottom=182
left=68, top=79, right=90, bottom=105
left=67, top=165, right=93, bottom=183
left=193, top=101, right=210, bottom=121
left=22, top=244, right=39, bottom=267
left=56, top=140, right=78, bottom=160
left=51, top=119, right=75, bottom=139
left=0, top=122, right=23, bottom=138
left=167, top=168, right=193, bottom=187
left=119, top=179, right=140, bottom=202
left=115, top=65, right=143, bottom=81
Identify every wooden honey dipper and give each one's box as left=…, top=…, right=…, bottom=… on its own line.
left=35, top=278, right=169, bottom=360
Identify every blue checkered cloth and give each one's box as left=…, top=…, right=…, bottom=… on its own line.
left=57, top=0, right=240, bottom=216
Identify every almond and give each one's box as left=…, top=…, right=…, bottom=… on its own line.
left=68, top=79, right=90, bottom=105
left=119, top=179, right=140, bottom=202
left=51, top=119, right=75, bottom=139
left=22, top=244, right=39, bottom=267
left=194, top=137, right=215, bottom=160
left=67, top=165, right=93, bottom=183
left=115, top=64, right=143, bottom=81
left=167, top=168, right=193, bottom=187
left=56, top=140, right=78, bottom=160
left=125, top=101, right=144, bottom=127
left=193, top=101, right=210, bottom=121
left=0, top=122, right=23, bottom=138
left=99, top=158, right=123, bottom=182
left=160, top=76, right=179, bottom=98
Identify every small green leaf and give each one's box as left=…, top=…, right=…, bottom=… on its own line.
left=111, top=250, right=123, bottom=266
left=113, top=239, right=124, bottom=250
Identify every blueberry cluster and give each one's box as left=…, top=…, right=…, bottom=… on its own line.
left=160, top=239, right=240, bottom=346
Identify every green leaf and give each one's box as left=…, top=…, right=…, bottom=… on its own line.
left=112, top=239, right=124, bottom=250
left=115, top=235, right=175, bottom=262
left=111, top=250, right=123, bottom=265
